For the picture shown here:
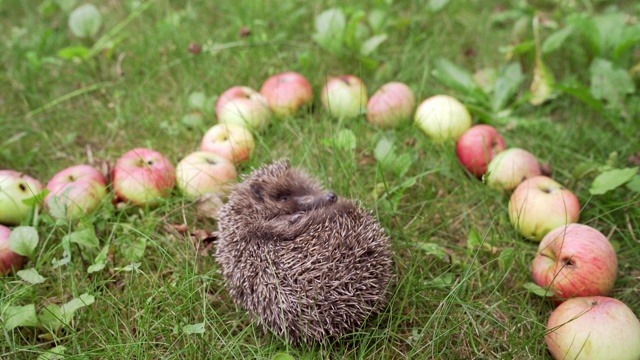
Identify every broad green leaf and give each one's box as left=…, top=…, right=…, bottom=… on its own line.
left=593, top=13, right=626, bottom=56
left=572, top=161, right=600, bottom=180
left=87, top=245, right=109, bottom=274
left=491, top=62, right=524, bottom=111
left=374, top=137, right=395, bottom=164
left=39, top=304, right=64, bottom=332
left=8, top=226, right=38, bottom=258
left=589, top=58, right=635, bottom=109
left=367, top=9, right=386, bottom=33
left=344, top=10, right=366, bottom=51
left=183, top=322, right=205, bottom=334
left=21, top=189, right=48, bottom=207
left=431, top=273, right=455, bottom=287
left=467, top=229, right=482, bottom=250
left=37, top=345, right=67, bottom=360
left=542, top=26, right=574, bottom=54
left=323, top=129, right=357, bottom=152
left=499, top=247, right=516, bottom=273
left=413, top=242, right=449, bottom=262
left=360, top=34, right=388, bottom=56
left=57, top=46, right=90, bottom=60
left=68, top=4, right=102, bottom=38
left=556, top=82, right=604, bottom=114
left=272, top=353, right=295, bottom=360
left=590, top=167, right=638, bottom=195
left=64, top=226, right=99, bottom=248
left=432, top=58, right=485, bottom=101
left=428, top=0, right=450, bottom=13
left=523, top=282, right=556, bottom=298
left=312, top=8, right=346, bottom=53
left=122, top=236, right=147, bottom=262
left=187, top=92, right=207, bottom=111
left=3, top=304, right=39, bottom=331
left=626, top=175, right=640, bottom=193
left=394, top=153, right=413, bottom=178
left=612, top=24, right=640, bottom=61
left=566, top=13, right=600, bottom=55
left=16, top=268, right=47, bottom=284
left=62, top=293, right=95, bottom=315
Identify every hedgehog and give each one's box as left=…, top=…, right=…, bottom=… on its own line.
left=215, top=158, right=393, bottom=344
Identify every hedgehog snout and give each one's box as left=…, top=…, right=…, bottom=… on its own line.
left=295, top=192, right=338, bottom=211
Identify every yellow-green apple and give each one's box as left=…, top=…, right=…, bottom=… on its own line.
left=532, top=224, right=617, bottom=300
left=44, top=165, right=108, bottom=220
left=0, top=225, right=25, bottom=276
left=546, top=296, right=640, bottom=360
left=216, top=86, right=272, bottom=132
left=509, top=176, right=580, bottom=241
left=456, top=124, right=507, bottom=177
left=201, top=123, right=255, bottom=164
left=112, top=148, right=176, bottom=206
left=259, top=71, right=313, bottom=117
left=366, top=82, right=416, bottom=128
left=176, top=151, right=237, bottom=198
left=320, top=75, right=368, bottom=119
left=0, top=170, right=44, bottom=226
left=414, top=94, right=472, bottom=142
left=485, top=148, right=542, bottom=191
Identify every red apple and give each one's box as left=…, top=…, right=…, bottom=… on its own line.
left=546, top=296, right=640, bottom=360
left=216, top=86, right=272, bottom=132
left=0, top=225, right=25, bottom=276
left=532, top=224, right=617, bottom=300
left=320, top=75, right=368, bottom=119
left=456, top=124, right=507, bottom=177
left=201, top=124, right=255, bottom=164
left=259, top=71, right=313, bottom=117
left=0, top=170, right=44, bottom=226
left=113, top=148, right=176, bottom=206
left=485, top=148, right=542, bottom=191
left=414, top=94, right=472, bottom=143
left=509, top=176, right=580, bottom=241
left=176, top=151, right=237, bottom=198
left=366, top=82, right=416, bottom=128
left=44, top=165, right=108, bottom=220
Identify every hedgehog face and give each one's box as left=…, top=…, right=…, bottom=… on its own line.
left=241, top=158, right=338, bottom=218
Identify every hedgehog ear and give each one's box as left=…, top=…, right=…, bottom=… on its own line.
left=250, top=183, right=264, bottom=202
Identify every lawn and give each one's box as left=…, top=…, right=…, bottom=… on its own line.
left=1, top=0, right=640, bottom=359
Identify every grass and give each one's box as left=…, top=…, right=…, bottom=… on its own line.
left=1, top=0, right=640, bottom=358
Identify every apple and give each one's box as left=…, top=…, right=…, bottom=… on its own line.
left=532, top=224, right=617, bottom=300
left=201, top=123, right=255, bottom=164
left=509, top=176, right=580, bottom=241
left=485, top=148, right=542, bottom=191
left=0, top=170, right=44, bottom=226
left=456, top=124, right=507, bottom=177
left=546, top=296, right=640, bottom=360
left=259, top=71, right=314, bottom=117
left=44, top=165, right=108, bottom=220
left=176, top=151, right=238, bottom=198
left=366, top=82, right=416, bottom=128
left=320, top=75, right=368, bottom=119
left=112, top=148, right=176, bottom=206
left=216, top=86, right=272, bottom=132
left=414, top=94, right=472, bottom=142
left=0, top=225, right=25, bottom=276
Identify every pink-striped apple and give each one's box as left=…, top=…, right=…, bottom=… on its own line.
left=414, top=94, right=472, bottom=143
left=201, top=124, right=255, bottom=164
left=0, top=225, right=25, bottom=276
left=176, top=151, right=237, bottom=198
left=259, top=71, right=313, bottom=117
left=485, top=148, right=542, bottom=191
left=546, top=296, right=640, bottom=360
left=456, top=124, right=507, bottom=177
left=366, top=82, right=416, bottom=128
left=320, top=75, right=368, bottom=119
left=509, top=176, right=580, bottom=241
left=113, top=148, right=176, bottom=206
left=532, top=224, right=617, bottom=300
left=45, top=165, right=107, bottom=220
left=216, top=86, right=271, bottom=132
left=0, top=170, right=44, bottom=226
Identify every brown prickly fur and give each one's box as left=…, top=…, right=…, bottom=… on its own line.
left=215, top=158, right=393, bottom=344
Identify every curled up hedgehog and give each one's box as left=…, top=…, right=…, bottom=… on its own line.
left=215, top=158, right=393, bottom=344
